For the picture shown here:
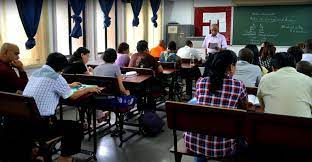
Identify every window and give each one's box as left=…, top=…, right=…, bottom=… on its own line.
left=95, top=1, right=116, bottom=54
left=0, top=0, right=49, bottom=67
left=55, top=0, right=84, bottom=56
left=125, top=1, right=163, bottom=53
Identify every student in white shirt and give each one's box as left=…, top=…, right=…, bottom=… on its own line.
left=202, top=24, right=228, bottom=55
left=177, top=40, right=202, bottom=62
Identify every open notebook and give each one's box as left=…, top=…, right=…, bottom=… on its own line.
left=248, top=94, right=260, bottom=106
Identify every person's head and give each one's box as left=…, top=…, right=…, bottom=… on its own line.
left=245, top=44, right=260, bottom=66
left=261, top=41, right=271, bottom=48
left=296, top=61, right=312, bottom=77
left=70, top=47, right=90, bottom=64
left=185, top=40, right=193, bottom=47
left=208, top=50, right=237, bottom=94
left=117, top=42, right=130, bottom=54
left=46, top=52, right=68, bottom=72
left=0, top=43, right=20, bottom=63
left=270, top=52, right=296, bottom=71
left=239, top=48, right=254, bottom=64
left=136, top=40, right=149, bottom=53
left=211, top=24, right=219, bottom=36
left=305, top=39, right=312, bottom=53
left=167, top=41, right=177, bottom=52
left=287, top=46, right=303, bottom=63
left=260, top=43, right=275, bottom=60
left=159, top=40, right=166, bottom=48
left=297, top=42, right=305, bottom=50
left=102, top=48, right=117, bottom=63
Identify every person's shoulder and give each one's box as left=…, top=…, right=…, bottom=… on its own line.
left=218, top=33, right=226, bottom=39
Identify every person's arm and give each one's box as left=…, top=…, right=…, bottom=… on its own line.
left=10, top=60, right=28, bottom=91
left=69, top=87, right=102, bottom=100
left=117, top=76, right=130, bottom=95
left=238, top=84, right=249, bottom=111
left=128, top=54, right=136, bottom=67
left=157, top=64, right=163, bottom=73
left=220, top=34, right=228, bottom=51
left=257, top=78, right=265, bottom=112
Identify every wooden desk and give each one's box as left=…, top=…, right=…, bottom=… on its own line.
left=181, top=63, right=195, bottom=69
left=123, top=75, right=152, bottom=84
left=163, top=68, right=177, bottom=75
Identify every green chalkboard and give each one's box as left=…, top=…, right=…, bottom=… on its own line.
left=233, top=5, right=312, bottom=46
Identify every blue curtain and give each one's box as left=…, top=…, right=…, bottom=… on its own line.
left=98, top=0, right=114, bottom=28
left=69, top=0, right=86, bottom=38
left=131, top=0, right=144, bottom=27
left=150, top=0, right=161, bottom=28
left=15, top=0, right=43, bottom=49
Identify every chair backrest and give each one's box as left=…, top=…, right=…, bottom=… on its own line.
left=246, top=112, right=312, bottom=149
left=166, top=101, right=247, bottom=138
left=120, top=67, right=155, bottom=76
left=160, top=62, right=176, bottom=69
left=62, top=73, right=120, bottom=96
left=0, top=91, right=41, bottom=120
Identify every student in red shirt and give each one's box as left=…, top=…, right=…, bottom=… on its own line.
left=0, top=43, right=28, bottom=93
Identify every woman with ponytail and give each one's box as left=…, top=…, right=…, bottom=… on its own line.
left=64, top=47, right=93, bottom=75
left=184, top=50, right=249, bottom=161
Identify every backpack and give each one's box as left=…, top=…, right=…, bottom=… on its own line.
left=140, top=111, right=164, bottom=136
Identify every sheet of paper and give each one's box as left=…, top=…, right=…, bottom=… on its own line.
left=203, top=12, right=226, bottom=24
left=168, top=26, right=178, bottom=34
left=202, top=26, right=210, bottom=36
left=203, top=13, right=212, bottom=23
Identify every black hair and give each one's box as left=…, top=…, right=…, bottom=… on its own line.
left=271, top=52, right=296, bottom=69
left=239, top=48, right=254, bottom=63
left=46, top=52, right=68, bottom=72
left=245, top=44, right=263, bottom=71
left=305, top=39, right=312, bottom=52
left=185, top=40, right=193, bottom=47
left=260, top=43, right=276, bottom=60
left=296, top=61, right=312, bottom=77
left=117, top=42, right=129, bottom=53
left=69, top=47, right=90, bottom=63
left=209, top=50, right=237, bottom=94
left=136, top=40, right=148, bottom=53
left=102, top=48, right=117, bottom=63
left=287, top=46, right=303, bottom=63
left=167, top=41, right=177, bottom=51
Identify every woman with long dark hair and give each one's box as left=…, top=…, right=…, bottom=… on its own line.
left=64, top=47, right=92, bottom=75
left=184, top=50, right=248, bottom=161
left=259, top=42, right=276, bottom=71
left=245, top=44, right=268, bottom=75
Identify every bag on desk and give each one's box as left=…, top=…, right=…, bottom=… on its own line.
left=140, top=110, right=164, bottom=137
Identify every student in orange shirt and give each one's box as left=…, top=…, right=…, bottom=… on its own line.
left=150, top=40, right=166, bottom=58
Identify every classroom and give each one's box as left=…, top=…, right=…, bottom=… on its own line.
left=0, top=0, right=312, bottom=162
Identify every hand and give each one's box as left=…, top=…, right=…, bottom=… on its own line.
left=11, top=60, right=24, bottom=71
left=69, top=82, right=81, bottom=88
left=215, top=46, right=220, bottom=51
left=87, top=87, right=103, bottom=94
left=87, top=66, right=93, bottom=73
left=124, top=90, right=130, bottom=96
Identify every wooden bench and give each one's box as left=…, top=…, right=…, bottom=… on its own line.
left=166, top=101, right=247, bottom=162
left=0, top=91, right=62, bottom=162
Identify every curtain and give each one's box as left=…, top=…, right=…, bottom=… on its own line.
left=15, top=0, right=43, bottom=50
left=69, top=0, right=86, bottom=38
left=131, top=0, right=143, bottom=27
left=150, top=0, right=161, bottom=28
left=98, top=0, right=114, bottom=28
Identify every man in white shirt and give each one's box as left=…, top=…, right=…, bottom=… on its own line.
left=233, top=48, right=262, bottom=87
left=257, top=52, right=312, bottom=118
left=177, top=40, right=202, bottom=62
left=202, top=24, right=228, bottom=55
left=302, top=39, right=312, bottom=62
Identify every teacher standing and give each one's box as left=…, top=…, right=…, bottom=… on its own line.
left=202, top=24, right=228, bottom=57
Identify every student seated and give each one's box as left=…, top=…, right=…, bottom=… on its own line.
left=0, top=43, right=28, bottom=93
left=64, top=47, right=93, bottom=75
left=296, top=60, right=312, bottom=77
left=23, top=52, right=102, bottom=162
left=302, top=39, right=312, bottom=62
left=245, top=44, right=268, bottom=76
left=233, top=48, right=262, bottom=87
left=129, top=40, right=163, bottom=74
left=115, top=42, right=130, bottom=67
left=259, top=41, right=275, bottom=71
left=159, top=41, right=182, bottom=67
left=177, top=40, right=202, bottom=62
left=184, top=50, right=248, bottom=161
left=257, top=52, right=312, bottom=118
left=288, top=45, right=303, bottom=63
left=150, top=40, right=166, bottom=58
left=94, top=48, right=130, bottom=95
